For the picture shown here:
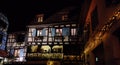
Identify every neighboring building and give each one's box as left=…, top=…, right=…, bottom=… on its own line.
left=5, top=32, right=26, bottom=64
left=80, top=0, right=120, bottom=65
left=0, top=13, right=9, bottom=64
left=25, top=6, right=83, bottom=65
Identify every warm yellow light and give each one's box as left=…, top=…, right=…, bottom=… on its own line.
left=31, top=45, right=38, bottom=52
left=47, top=60, right=54, bottom=65
left=41, top=45, right=51, bottom=52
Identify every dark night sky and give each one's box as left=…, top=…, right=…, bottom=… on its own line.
left=0, top=0, right=83, bottom=33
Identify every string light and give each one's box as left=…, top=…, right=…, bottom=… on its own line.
left=84, top=8, right=120, bottom=54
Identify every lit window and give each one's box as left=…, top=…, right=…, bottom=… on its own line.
left=72, top=24, right=76, bottom=27
left=28, top=37, right=32, bottom=42
left=28, top=33, right=31, bottom=36
left=14, top=49, right=20, bottom=57
left=28, top=28, right=36, bottom=37
left=31, top=28, right=36, bottom=37
left=14, top=48, right=26, bottom=62
left=38, top=17, right=43, bottom=22
left=43, top=37, right=47, bottom=41
left=37, top=30, right=42, bottom=36
left=36, top=14, right=44, bottom=22
left=96, top=57, right=99, bottom=61
left=71, top=28, right=76, bottom=35
left=56, top=28, right=62, bottom=36
left=66, top=24, right=70, bottom=27
left=49, top=28, right=55, bottom=36
left=62, top=15, right=68, bottom=21
left=7, top=34, right=16, bottom=47
left=62, top=28, right=70, bottom=36
left=41, top=28, right=47, bottom=36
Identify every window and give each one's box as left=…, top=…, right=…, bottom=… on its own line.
left=37, top=30, right=42, bottom=36
left=28, top=28, right=37, bottom=42
left=71, top=28, right=76, bottom=36
left=28, top=28, right=36, bottom=37
left=62, top=28, right=70, bottom=36
left=7, top=34, right=15, bottom=47
left=14, top=48, right=26, bottom=62
left=38, top=17, right=43, bottom=22
left=56, top=28, right=62, bottom=36
left=41, top=28, right=47, bottom=36
left=62, top=15, right=68, bottom=21
left=28, top=38, right=32, bottom=42
left=49, top=28, right=55, bottom=36
left=36, top=14, right=44, bottom=22
left=32, top=28, right=36, bottom=37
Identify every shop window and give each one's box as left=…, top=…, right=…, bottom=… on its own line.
left=14, top=48, right=26, bottom=62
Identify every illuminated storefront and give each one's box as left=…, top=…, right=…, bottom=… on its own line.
left=6, top=32, right=26, bottom=63
left=25, top=7, right=82, bottom=64
left=4, top=7, right=83, bottom=65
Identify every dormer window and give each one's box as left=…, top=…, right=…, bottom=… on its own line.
left=36, top=14, right=44, bottom=22
left=62, top=14, right=68, bottom=21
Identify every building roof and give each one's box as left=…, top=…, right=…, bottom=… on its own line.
left=28, top=6, right=81, bottom=27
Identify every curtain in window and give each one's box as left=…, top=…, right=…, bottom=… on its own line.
left=51, top=28, right=55, bottom=36
left=19, top=49, right=24, bottom=57
left=10, top=49, right=14, bottom=56
left=62, top=28, right=70, bottom=36
left=42, top=28, right=46, bottom=36
left=32, top=29, right=36, bottom=37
